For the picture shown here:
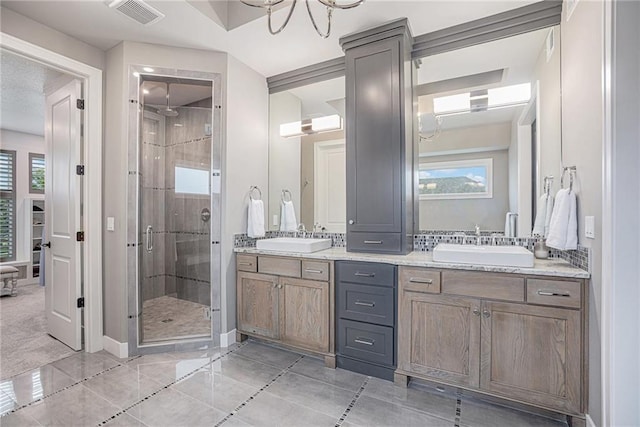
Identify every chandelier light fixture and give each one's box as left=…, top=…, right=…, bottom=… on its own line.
left=239, top=0, right=365, bottom=38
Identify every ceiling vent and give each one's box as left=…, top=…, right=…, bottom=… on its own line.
left=109, top=0, right=165, bottom=26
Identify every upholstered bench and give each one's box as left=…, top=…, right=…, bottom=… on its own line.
left=0, top=265, right=19, bottom=297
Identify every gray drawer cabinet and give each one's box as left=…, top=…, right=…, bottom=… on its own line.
left=340, top=19, right=416, bottom=255
left=336, top=261, right=397, bottom=380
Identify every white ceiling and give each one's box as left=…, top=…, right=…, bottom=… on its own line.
left=1, top=0, right=540, bottom=78
left=0, top=50, right=66, bottom=136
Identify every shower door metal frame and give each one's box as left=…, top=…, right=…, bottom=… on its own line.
left=126, top=65, right=222, bottom=355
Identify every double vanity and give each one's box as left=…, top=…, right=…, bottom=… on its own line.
left=234, top=243, right=589, bottom=419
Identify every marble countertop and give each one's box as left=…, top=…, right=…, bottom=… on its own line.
left=234, top=247, right=590, bottom=279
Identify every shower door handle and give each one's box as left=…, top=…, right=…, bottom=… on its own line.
left=146, top=225, right=153, bottom=253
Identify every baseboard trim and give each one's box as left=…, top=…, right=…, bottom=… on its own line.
left=585, top=414, right=596, bottom=427
left=220, top=329, right=236, bottom=348
left=102, top=335, right=128, bottom=358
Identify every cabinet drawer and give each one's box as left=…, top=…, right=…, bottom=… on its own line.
left=301, top=260, right=330, bottom=282
left=338, top=319, right=394, bottom=366
left=347, top=232, right=402, bottom=253
left=337, top=261, right=396, bottom=288
left=442, top=271, right=524, bottom=302
left=399, top=267, right=441, bottom=294
left=237, top=254, right=257, bottom=272
left=526, top=279, right=582, bottom=309
left=258, top=257, right=301, bottom=278
left=338, top=282, right=394, bottom=326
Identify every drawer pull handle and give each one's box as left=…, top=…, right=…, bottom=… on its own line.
left=354, top=300, right=375, bottom=307
left=364, top=240, right=383, bottom=244
left=239, top=262, right=253, bottom=266
left=409, top=277, right=433, bottom=285
left=538, top=290, right=571, bottom=297
left=355, top=272, right=376, bottom=278
left=354, top=338, right=375, bottom=346
left=305, top=269, right=323, bottom=274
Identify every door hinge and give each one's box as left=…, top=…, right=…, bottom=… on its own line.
left=76, top=99, right=85, bottom=110
left=76, top=231, right=85, bottom=242
left=77, top=297, right=85, bottom=308
left=76, top=165, right=85, bottom=175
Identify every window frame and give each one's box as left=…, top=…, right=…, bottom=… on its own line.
left=0, top=149, right=17, bottom=262
left=418, top=158, right=494, bottom=200
left=29, top=152, right=45, bottom=194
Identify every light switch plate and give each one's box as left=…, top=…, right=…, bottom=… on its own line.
left=107, top=217, right=115, bottom=232
left=585, top=216, right=595, bottom=239
left=272, top=215, right=279, bottom=226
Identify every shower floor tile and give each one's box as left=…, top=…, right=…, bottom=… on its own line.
left=142, top=295, right=211, bottom=342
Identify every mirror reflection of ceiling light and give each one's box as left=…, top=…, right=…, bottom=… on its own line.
left=433, top=83, right=531, bottom=115
left=280, top=114, right=343, bottom=138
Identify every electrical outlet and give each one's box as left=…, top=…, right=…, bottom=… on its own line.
left=273, top=215, right=279, bottom=226
left=585, top=216, right=595, bottom=239
left=107, top=217, right=115, bottom=231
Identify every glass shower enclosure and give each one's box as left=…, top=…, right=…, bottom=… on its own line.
left=127, top=67, right=221, bottom=353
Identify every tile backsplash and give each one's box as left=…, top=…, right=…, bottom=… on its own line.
left=234, top=232, right=590, bottom=272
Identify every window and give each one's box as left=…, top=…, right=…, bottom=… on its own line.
left=419, top=158, right=493, bottom=200
left=0, top=150, right=16, bottom=261
left=174, top=166, right=209, bottom=195
left=29, top=153, right=45, bottom=194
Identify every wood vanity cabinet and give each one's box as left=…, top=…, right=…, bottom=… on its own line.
left=236, top=255, right=335, bottom=366
left=397, top=267, right=586, bottom=415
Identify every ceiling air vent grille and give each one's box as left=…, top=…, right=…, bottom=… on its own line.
left=109, top=0, right=165, bottom=26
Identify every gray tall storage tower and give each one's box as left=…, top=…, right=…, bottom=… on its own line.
left=341, top=18, right=418, bottom=255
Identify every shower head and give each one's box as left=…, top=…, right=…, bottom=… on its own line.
left=157, top=82, right=179, bottom=117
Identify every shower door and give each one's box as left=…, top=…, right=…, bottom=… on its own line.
left=137, top=75, right=215, bottom=346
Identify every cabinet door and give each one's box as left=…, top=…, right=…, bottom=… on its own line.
left=237, top=272, right=279, bottom=339
left=279, top=277, right=329, bottom=353
left=346, top=39, right=402, bottom=235
left=480, top=301, right=581, bottom=413
left=398, top=292, right=480, bottom=388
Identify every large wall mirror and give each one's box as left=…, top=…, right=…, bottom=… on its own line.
left=268, top=76, right=346, bottom=233
left=417, top=25, right=561, bottom=236
left=267, top=23, right=561, bottom=238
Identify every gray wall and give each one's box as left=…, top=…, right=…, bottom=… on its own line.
left=560, top=1, right=604, bottom=424
left=221, top=55, right=269, bottom=335
left=0, top=7, right=105, bottom=71
left=419, top=149, right=510, bottom=231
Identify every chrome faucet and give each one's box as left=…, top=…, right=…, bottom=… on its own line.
left=296, top=223, right=307, bottom=238
left=475, top=224, right=482, bottom=246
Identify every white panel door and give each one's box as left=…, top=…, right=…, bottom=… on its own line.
left=44, top=79, right=82, bottom=351
left=314, top=140, right=346, bottom=233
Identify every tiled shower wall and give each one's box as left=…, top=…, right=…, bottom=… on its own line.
left=165, top=107, right=212, bottom=307
left=140, top=106, right=213, bottom=306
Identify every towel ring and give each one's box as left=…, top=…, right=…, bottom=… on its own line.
left=281, top=189, right=292, bottom=203
left=249, top=186, right=262, bottom=200
left=560, top=167, right=576, bottom=192
left=543, top=176, right=554, bottom=196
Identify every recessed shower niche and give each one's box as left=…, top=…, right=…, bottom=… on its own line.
left=127, top=67, right=222, bottom=352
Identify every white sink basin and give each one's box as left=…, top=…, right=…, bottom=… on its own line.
left=433, top=243, right=534, bottom=268
left=256, top=237, right=332, bottom=253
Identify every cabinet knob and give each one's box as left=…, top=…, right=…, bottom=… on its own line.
left=473, top=307, right=480, bottom=316
left=482, top=309, right=491, bottom=318
left=278, top=284, right=283, bottom=289
left=348, top=219, right=355, bottom=225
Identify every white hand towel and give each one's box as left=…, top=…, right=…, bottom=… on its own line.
left=532, top=194, right=555, bottom=238
left=546, top=189, right=577, bottom=250
left=247, top=199, right=265, bottom=238
left=279, top=200, right=298, bottom=232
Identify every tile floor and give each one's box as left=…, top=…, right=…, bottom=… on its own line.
left=0, top=341, right=570, bottom=427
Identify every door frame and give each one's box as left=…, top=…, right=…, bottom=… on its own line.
left=0, top=33, right=104, bottom=353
